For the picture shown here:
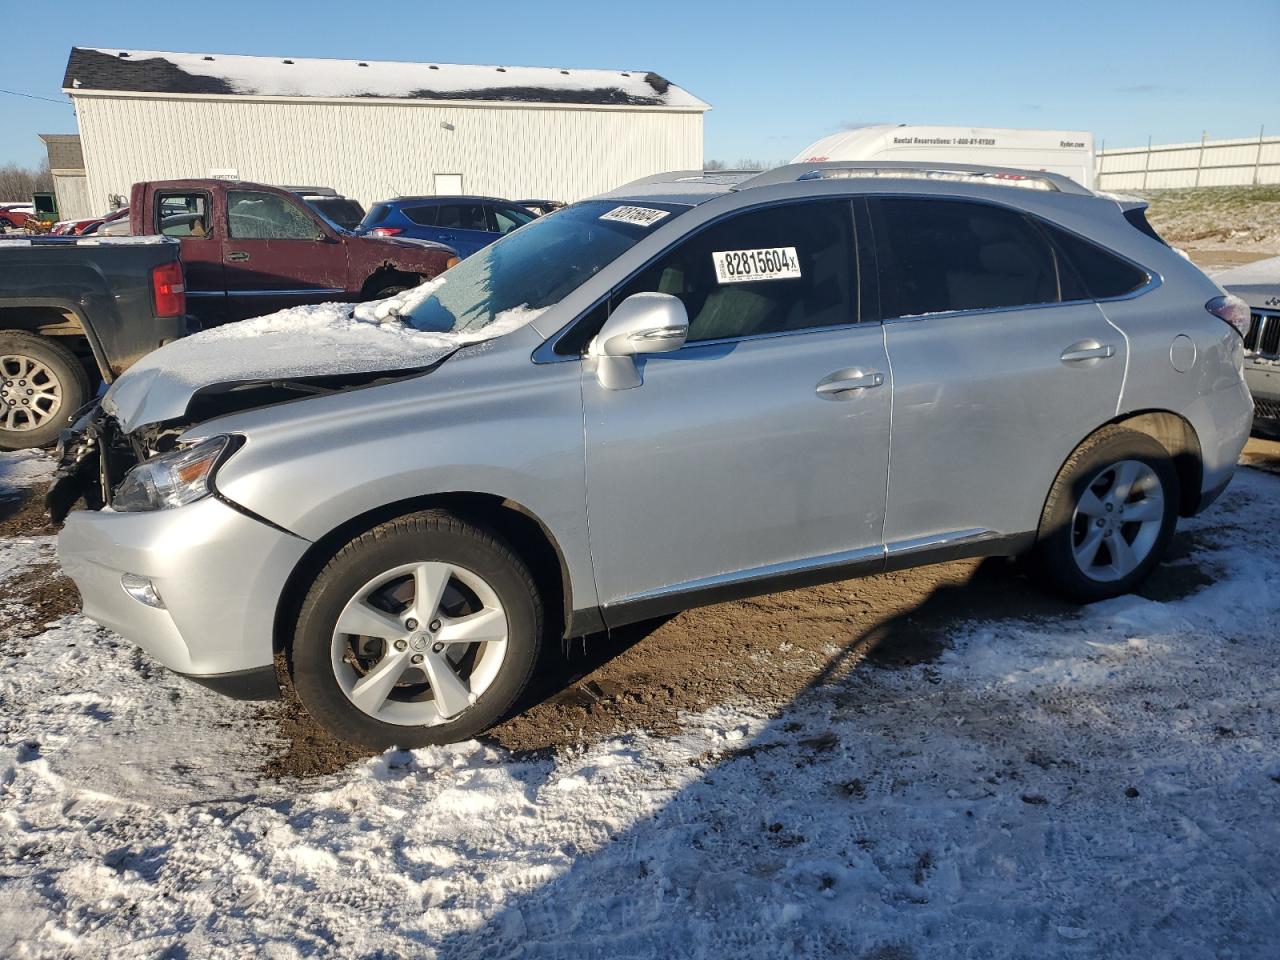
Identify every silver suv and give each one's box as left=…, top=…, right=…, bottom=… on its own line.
left=54, top=162, right=1254, bottom=748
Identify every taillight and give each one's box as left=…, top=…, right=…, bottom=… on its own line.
left=1206, top=294, right=1250, bottom=338
left=370, top=227, right=403, bottom=237
left=151, top=261, right=186, bottom=318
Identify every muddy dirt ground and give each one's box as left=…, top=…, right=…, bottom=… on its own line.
left=9, top=435, right=1276, bottom=780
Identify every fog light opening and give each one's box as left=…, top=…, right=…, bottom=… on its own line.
left=121, top=573, right=165, bottom=609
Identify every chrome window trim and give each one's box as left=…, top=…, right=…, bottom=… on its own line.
left=879, top=273, right=1163, bottom=326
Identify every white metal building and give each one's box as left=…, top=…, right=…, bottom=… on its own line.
left=62, top=47, right=709, bottom=213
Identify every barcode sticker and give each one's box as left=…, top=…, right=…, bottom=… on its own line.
left=599, top=205, right=671, bottom=227
left=712, top=247, right=802, bottom=284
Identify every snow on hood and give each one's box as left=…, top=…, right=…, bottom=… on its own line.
left=105, top=279, right=545, bottom=430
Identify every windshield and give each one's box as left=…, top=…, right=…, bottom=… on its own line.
left=400, top=200, right=690, bottom=335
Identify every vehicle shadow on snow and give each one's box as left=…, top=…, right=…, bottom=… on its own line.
left=414, top=521, right=1260, bottom=959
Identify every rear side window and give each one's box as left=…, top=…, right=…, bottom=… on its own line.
left=403, top=205, right=440, bottom=226
left=156, top=193, right=210, bottom=237
left=1040, top=224, right=1151, bottom=299
left=615, top=200, right=857, bottom=343
left=436, top=204, right=489, bottom=232
left=489, top=205, right=535, bottom=235
left=869, top=198, right=1059, bottom=318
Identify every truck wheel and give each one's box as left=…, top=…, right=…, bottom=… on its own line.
left=0, top=332, right=90, bottom=450
left=365, top=279, right=414, bottom=300
left=290, top=510, right=543, bottom=749
left=1031, top=426, right=1178, bottom=603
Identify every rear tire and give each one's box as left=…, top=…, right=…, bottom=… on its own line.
left=290, top=510, right=543, bottom=749
left=0, top=332, right=90, bottom=450
left=1032, top=426, right=1178, bottom=603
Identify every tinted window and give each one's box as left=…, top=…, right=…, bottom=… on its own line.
left=490, top=205, right=535, bottom=235
left=615, top=201, right=857, bottom=343
left=227, top=191, right=322, bottom=240
left=360, top=203, right=391, bottom=229
left=157, top=193, right=210, bottom=237
left=870, top=198, right=1059, bottom=318
left=403, top=205, right=440, bottom=226
left=1041, top=224, right=1150, bottom=299
left=436, top=203, right=489, bottom=232
left=305, top=197, right=365, bottom=231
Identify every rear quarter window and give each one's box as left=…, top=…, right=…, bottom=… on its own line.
left=1041, top=224, right=1151, bottom=300
left=404, top=205, right=440, bottom=227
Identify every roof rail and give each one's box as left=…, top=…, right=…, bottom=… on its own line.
left=736, top=161, right=1093, bottom=196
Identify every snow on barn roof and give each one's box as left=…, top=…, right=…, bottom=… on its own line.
left=62, top=47, right=709, bottom=110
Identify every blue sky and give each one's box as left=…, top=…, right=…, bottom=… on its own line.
left=2, top=0, right=1276, bottom=169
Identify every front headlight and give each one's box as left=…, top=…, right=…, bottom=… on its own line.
left=112, top=435, right=235, bottom=512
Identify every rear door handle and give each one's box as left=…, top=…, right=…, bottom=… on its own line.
left=225, top=251, right=250, bottom=263
left=816, top=370, right=884, bottom=399
left=1060, top=342, right=1115, bottom=363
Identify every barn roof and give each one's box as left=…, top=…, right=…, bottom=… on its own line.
left=62, top=47, right=710, bottom=110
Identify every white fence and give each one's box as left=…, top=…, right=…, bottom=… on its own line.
left=1097, top=130, right=1279, bottom=190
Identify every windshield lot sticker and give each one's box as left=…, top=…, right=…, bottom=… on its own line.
left=599, top=205, right=671, bottom=227
left=712, top=247, right=802, bottom=284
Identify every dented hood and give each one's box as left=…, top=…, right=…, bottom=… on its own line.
left=105, top=302, right=472, bottom=431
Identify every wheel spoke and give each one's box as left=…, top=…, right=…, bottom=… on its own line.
left=336, top=600, right=406, bottom=641
left=1121, top=497, right=1162, bottom=523
left=1109, top=460, right=1141, bottom=507
left=1076, top=488, right=1107, bottom=518
left=422, top=651, right=472, bottom=719
left=349, top=649, right=412, bottom=714
left=412, top=562, right=452, bottom=622
left=1076, top=526, right=1106, bottom=569
left=438, top=607, right=507, bottom=646
left=1110, top=533, right=1139, bottom=576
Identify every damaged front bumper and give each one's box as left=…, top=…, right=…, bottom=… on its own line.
left=52, top=408, right=311, bottom=699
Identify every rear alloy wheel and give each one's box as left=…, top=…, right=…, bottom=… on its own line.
left=1033, top=426, right=1179, bottom=602
left=291, top=511, right=542, bottom=748
left=0, top=332, right=90, bottom=450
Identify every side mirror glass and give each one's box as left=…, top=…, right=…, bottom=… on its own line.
left=589, top=292, right=689, bottom=390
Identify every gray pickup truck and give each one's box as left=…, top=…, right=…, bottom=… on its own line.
left=0, top=236, right=193, bottom=449
left=1217, top=256, right=1280, bottom=438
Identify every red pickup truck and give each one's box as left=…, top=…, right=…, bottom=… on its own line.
left=129, top=179, right=457, bottom=325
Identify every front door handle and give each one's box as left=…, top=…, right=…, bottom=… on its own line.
left=816, top=370, right=884, bottom=399
left=1060, top=341, right=1115, bottom=363
left=225, top=250, right=250, bottom=263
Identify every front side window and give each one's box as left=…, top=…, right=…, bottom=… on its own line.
left=227, top=191, right=322, bottom=240
left=615, top=200, right=857, bottom=343
left=436, top=204, right=489, bottom=232
left=490, top=205, right=535, bottom=235
left=401, top=200, right=690, bottom=336
left=869, top=198, right=1060, bottom=318
left=157, top=193, right=210, bottom=237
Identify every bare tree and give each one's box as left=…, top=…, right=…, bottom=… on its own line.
left=704, top=159, right=727, bottom=171
left=0, top=160, right=53, bottom=202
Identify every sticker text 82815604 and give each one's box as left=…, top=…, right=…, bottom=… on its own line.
left=712, top=247, right=801, bottom=284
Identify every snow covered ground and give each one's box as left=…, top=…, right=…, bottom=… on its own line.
left=1, top=453, right=1278, bottom=958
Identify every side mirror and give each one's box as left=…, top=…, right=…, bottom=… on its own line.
left=589, top=292, right=688, bottom=390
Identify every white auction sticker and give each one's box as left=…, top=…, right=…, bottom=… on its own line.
left=599, top=205, right=670, bottom=227
left=712, top=247, right=801, bottom=284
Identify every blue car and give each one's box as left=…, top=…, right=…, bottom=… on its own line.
left=357, top=196, right=537, bottom=258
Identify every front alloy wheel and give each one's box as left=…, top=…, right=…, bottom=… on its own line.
left=292, top=510, right=542, bottom=749
left=331, top=561, right=509, bottom=726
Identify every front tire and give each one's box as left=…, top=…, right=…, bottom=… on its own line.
left=1032, top=426, right=1179, bottom=603
left=0, top=332, right=90, bottom=450
left=291, top=510, right=542, bottom=749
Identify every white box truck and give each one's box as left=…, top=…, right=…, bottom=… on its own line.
left=793, top=124, right=1097, bottom=189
